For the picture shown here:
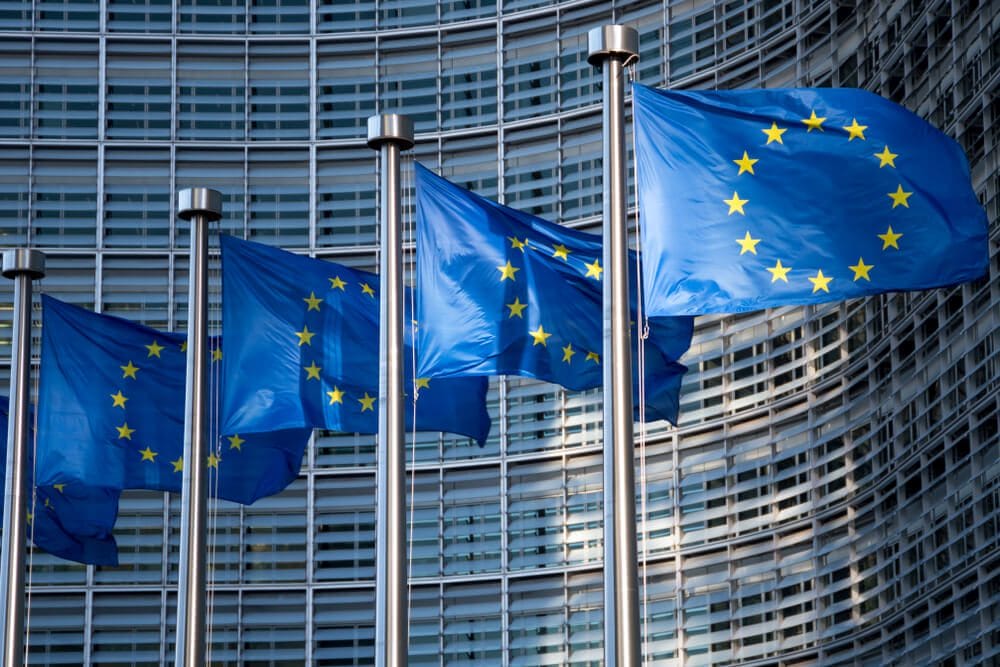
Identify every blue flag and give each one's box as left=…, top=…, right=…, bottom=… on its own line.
left=0, top=399, right=119, bottom=565
left=219, top=235, right=491, bottom=444
left=632, top=83, right=989, bottom=315
left=36, top=295, right=308, bottom=506
left=414, top=163, right=693, bottom=425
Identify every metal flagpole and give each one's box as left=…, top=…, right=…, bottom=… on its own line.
left=368, top=113, right=414, bottom=667
left=0, top=249, right=45, bottom=667
left=589, top=25, right=641, bottom=667
left=174, top=188, right=222, bottom=667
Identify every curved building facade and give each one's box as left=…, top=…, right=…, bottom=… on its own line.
left=1, top=0, right=998, bottom=664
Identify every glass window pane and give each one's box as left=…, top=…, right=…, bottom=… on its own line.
left=316, top=146, right=375, bottom=248
left=32, top=147, right=97, bottom=247
left=248, top=148, right=309, bottom=247
left=379, top=35, right=437, bottom=134
left=0, top=146, right=29, bottom=245
left=104, top=147, right=171, bottom=248
left=502, top=18, right=557, bottom=121
left=441, top=28, right=497, bottom=130
left=35, top=0, right=99, bottom=31
left=177, top=42, right=246, bottom=140
left=107, top=0, right=171, bottom=32
left=317, top=40, right=375, bottom=140
left=249, top=0, right=308, bottom=34
left=0, top=40, right=32, bottom=137
left=34, top=40, right=99, bottom=139
left=179, top=0, right=246, bottom=33
left=317, top=0, right=373, bottom=32
left=249, top=42, right=309, bottom=140
left=106, top=41, right=172, bottom=140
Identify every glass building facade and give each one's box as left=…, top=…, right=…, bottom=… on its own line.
left=1, top=0, right=998, bottom=664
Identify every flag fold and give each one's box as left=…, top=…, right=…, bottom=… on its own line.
left=219, top=235, right=491, bottom=445
left=414, top=163, right=693, bottom=425
left=36, top=295, right=307, bottom=507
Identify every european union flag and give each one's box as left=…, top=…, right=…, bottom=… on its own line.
left=1, top=399, right=119, bottom=565
left=219, top=235, right=491, bottom=444
left=36, top=295, right=308, bottom=506
left=415, top=163, right=693, bottom=425
left=632, top=83, right=989, bottom=315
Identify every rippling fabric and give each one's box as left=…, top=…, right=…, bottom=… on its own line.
left=36, top=295, right=308, bottom=507
left=220, top=235, right=491, bottom=445
left=415, top=163, right=693, bottom=425
left=633, top=82, right=989, bottom=315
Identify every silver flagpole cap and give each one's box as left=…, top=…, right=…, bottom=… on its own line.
left=177, top=188, right=223, bottom=222
left=2, top=249, right=45, bottom=279
left=367, top=114, right=415, bottom=150
left=587, top=25, right=639, bottom=66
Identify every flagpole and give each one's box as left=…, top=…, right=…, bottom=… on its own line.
left=368, top=113, right=414, bottom=667
left=0, top=249, right=44, bottom=667
left=589, top=25, right=641, bottom=667
left=174, top=188, right=222, bottom=667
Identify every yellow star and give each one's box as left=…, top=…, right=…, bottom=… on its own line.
left=207, top=452, right=220, bottom=469
left=878, top=226, right=903, bottom=250
left=360, top=283, right=375, bottom=298
left=849, top=257, right=874, bottom=281
left=585, top=351, right=600, bottom=364
left=227, top=434, right=245, bottom=451
left=561, top=344, right=575, bottom=363
left=874, top=145, right=897, bottom=168
left=171, top=457, right=183, bottom=473
left=145, top=340, right=164, bottom=358
left=733, top=151, right=758, bottom=175
left=767, top=260, right=791, bottom=283
left=801, top=110, right=826, bottom=132
left=212, top=347, right=223, bottom=362
left=295, top=325, right=316, bottom=346
left=358, top=392, right=376, bottom=411
left=529, top=325, right=552, bottom=347
left=414, top=377, right=431, bottom=390
left=180, top=341, right=188, bottom=352
left=327, top=387, right=345, bottom=404
left=808, top=269, right=833, bottom=293
left=584, top=259, right=603, bottom=280
left=44, top=497, right=52, bottom=509
left=110, top=391, right=128, bottom=408
left=843, top=118, right=867, bottom=141
left=139, top=447, right=158, bottom=462
left=53, top=483, right=66, bottom=493
left=120, top=360, right=139, bottom=379
left=497, top=260, right=519, bottom=282
left=735, top=231, right=761, bottom=255
left=304, top=361, right=322, bottom=380
left=552, top=244, right=570, bottom=261
left=304, top=291, right=323, bottom=311
left=116, top=423, right=135, bottom=440
left=26, top=511, right=32, bottom=524
left=888, top=185, right=912, bottom=208
left=509, top=236, right=528, bottom=252
left=329, top=275, right=347, bottom=291
left=724, top=192, right=748, bottom=215
left=762, top=122, right=787, bottom=144
left=506, top=296, right=527, bottom=319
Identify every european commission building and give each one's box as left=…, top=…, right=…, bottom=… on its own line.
left=1, top=0, right=998, bottom=664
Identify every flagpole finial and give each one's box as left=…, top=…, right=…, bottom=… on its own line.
left=587, top=25, right=639, bottom=67
left=2, top=249, right=45, bottom=280
left=366, top=114, right=414, bottom=150
left=177, top=187, right=223, bottom=222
